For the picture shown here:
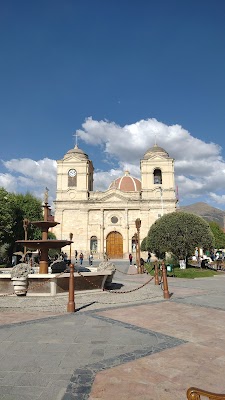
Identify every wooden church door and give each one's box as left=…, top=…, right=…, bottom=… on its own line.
left=106, top=232, right=123, bottom=259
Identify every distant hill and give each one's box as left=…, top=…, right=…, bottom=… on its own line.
left=179, top=202, right=225, bottom=228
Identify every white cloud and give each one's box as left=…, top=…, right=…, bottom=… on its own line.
left=77, top=117, right=225, bottom=207
left=0, top=158, right=57, bottom=203
left=93, top=169, right=123, bottom=191
left=1, top=117, right=225, bottom=209
left=3, top=158, right=57, bottom=183
left=209, top=193, right=225, bottom=205
left=0, top=173, right=18, bottom=193
left=77, top=117, right=221, bottom=165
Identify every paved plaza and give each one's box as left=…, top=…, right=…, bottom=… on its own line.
left=1, top=262, right=225, bottom=399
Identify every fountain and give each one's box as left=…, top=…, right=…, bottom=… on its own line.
left=16, top=189, right=72, bottom=274
left=0, top=189, right=115, bottom=296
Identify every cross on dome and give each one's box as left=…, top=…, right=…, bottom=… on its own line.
left=73, top=132, right=79, bottom=148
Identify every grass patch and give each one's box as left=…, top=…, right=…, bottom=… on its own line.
left=145, top=263, right=219, bottom=279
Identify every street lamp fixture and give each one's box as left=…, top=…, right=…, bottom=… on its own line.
left=135, top=218, right=142, bottom=274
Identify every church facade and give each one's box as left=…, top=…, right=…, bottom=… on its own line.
left=53, top=144, right=177, bottom=260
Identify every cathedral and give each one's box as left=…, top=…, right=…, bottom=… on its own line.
left=53, top=144, right=177, bottom=259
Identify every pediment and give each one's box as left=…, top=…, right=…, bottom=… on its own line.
left=100, top=189, right=131, bottom=202
left=145, top=154, right=168, bottom=161
left=61, top=154, right=87, bottom=163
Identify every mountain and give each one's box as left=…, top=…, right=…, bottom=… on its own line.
left=179, top=202, right=225, bottom=228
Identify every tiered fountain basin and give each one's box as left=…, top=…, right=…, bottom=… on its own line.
left=15, top=239, right=72, bottom=274
left=0, top=268, right=115, bottom=296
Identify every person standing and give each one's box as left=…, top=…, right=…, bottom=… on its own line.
left=147, top=251, right=151, bottom=263
left=79, top=252, right=84, bottom=265
left=129, top=253, right=133, bottom=265
left=75, top=250, right=78, bottom=263
left=89, top=252, right=93, bottom=266
left=140, top=257, right=145, bottom=273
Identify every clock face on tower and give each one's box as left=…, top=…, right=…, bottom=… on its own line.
left=68, top=169, right=76, bottom=177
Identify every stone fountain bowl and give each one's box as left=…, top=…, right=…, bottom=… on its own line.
left=15, top=240, right=72, bottom=249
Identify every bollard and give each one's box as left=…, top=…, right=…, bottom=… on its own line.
left=154, top=263, right=159, bottom=285
left=161, top=261, right=170, bottom=299
left=67, top=263, right=75, bottom=312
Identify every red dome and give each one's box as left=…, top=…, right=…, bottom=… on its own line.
left=109, top=171, right=141, bottom=192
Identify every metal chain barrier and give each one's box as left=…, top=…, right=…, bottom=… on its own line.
left=115, top=264, right=155, bottom=276
left=76, top=269, right=155, bottom=294
left=114, top=267, right=139, bottom=275
left=103, top=275, right=155, bottom=293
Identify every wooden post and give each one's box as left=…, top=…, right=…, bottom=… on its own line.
left=67, top=263, right=75, bottom=312
left=161, top=261, right=170, bottom=299
left=154, top=263, right=159, bottom=285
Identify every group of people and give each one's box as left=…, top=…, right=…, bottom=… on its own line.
left=74, top=250, right=83, bottom=265
left=74, top=250, right=94, bottom=266
left=128, top=251, right=151, bottom=265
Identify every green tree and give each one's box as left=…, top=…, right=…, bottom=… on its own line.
left=10, top=192, right=43, bottom=241
left=0, top=188, right=14, bottom=245
left=147, top=212, right=214, bottom=262
left=141, top=237, right=147, bottom=251
left=0, top=189, right=43, bottom=258
left=209, top=221, right=225, bottom=249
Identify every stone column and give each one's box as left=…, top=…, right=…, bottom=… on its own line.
left=100, top=209, right=104, bottom=258
left=126, top=208, right=129, bottom=255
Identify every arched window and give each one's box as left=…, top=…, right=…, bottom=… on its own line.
left=154, top=168, right=162, bottom=184
left=68, top=169, right=77, bottom=187
left=90, top=236, right=98, bottom=252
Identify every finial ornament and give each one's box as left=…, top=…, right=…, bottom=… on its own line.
left=44, top=187, right=49, bottom=204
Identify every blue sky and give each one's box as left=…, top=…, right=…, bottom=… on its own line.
left=1, top=0, right=225, bottom=209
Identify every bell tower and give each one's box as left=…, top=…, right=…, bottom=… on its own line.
left=55, top=145, right=94, bottom=202
left=140, top=144, right=176, bottom=211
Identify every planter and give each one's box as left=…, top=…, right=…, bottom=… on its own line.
left=11, top=277, right=28, bottom=296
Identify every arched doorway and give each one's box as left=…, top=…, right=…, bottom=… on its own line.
left=106, top=232, right=123, bottom=259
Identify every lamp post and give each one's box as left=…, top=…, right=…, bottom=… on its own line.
left=134, top=233, right=138, bottom=268
left=135, top=218, right=142, bottom=274
left=69, top=232, right=73, bottom=262
left=23, top=218, right=30, bottom=256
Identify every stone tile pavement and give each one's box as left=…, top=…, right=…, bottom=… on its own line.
left=0, top=264, right=225, bottom=399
